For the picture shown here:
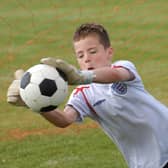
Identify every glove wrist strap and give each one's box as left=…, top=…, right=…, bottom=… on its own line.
left=79, top=70, right=96, bottom=84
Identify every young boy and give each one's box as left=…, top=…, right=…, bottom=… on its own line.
left=7, top=23, right=168, bottom=168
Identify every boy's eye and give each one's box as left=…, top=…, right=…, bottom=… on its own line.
left=90, top=50, right=97, bottom=54
left=77, top=54, right=84, bottom=59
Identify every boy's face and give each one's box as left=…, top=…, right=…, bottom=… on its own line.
left=73, top=35, right=113, bottom=70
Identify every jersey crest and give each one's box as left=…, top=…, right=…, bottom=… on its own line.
left=111, top=82, right=127, bottom=95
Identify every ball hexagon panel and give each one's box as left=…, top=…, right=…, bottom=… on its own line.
left=30, top=71, right=44, bottom=85
left=39, top=79, right=57, bottom=97
left=23, top=83, right=40, bottom=101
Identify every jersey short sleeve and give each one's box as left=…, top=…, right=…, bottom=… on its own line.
left=112, top=60, right=142, bottom=85
left=67, top=86, right=94, bottom=122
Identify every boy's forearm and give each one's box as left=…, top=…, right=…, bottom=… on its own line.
left=41, top=109, right=71, bottom=128
left=92, top=66, right=133, bottom=83
left=41, top=106, right=78, bottom=128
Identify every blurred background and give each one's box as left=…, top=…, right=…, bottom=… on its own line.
left=0, top=0, right=168, bottom=167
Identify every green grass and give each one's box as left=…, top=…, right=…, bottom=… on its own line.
left=0, top=0, right=168, bottom=167
left=0, top=128, right=127, bottom=168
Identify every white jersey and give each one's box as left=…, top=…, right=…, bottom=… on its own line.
left=67, top=60, right=168, bottom=168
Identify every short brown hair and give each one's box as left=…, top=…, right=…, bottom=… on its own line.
left=73, top=23, right=111, bottom=48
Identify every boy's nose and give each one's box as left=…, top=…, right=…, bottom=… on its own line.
left=84, top=54, right=91, bottom=63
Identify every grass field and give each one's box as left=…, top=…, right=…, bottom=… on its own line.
left=0, top=0, right=168, bottom=167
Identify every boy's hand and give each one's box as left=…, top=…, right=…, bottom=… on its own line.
left=40, top=57, right=95, bottom=85
left=7, top=69, right=26, bottom=106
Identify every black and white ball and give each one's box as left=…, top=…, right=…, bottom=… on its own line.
left=19, top=64, right=68, bottom=112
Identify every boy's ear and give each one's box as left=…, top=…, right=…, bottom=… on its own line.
left=107, top=47, right=113, bottom=60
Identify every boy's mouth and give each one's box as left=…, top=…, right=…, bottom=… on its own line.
left=87, top=67, right=94, bottom=70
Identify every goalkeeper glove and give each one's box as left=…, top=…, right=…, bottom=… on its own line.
left=40, top=57, right=95, bottom=85
left=7, top=69, right=26, bottom=106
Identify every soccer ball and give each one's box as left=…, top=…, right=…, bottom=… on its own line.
left=19, top=64, right=68, bottom=112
